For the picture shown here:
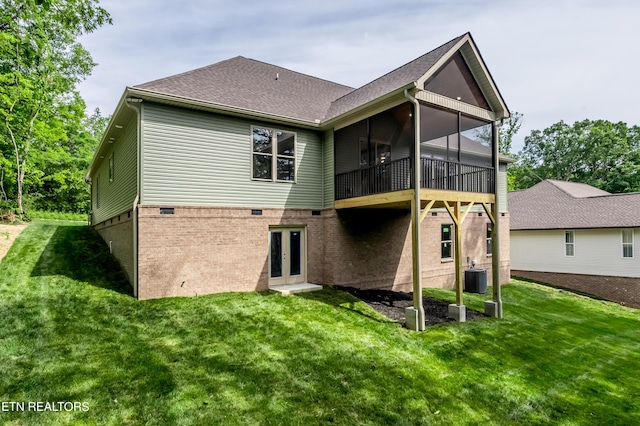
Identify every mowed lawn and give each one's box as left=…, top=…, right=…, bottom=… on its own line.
left=1, top=222, right=639, bottom=425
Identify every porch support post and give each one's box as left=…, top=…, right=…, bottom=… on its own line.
left=485, top=120, right=503, bottom=318
left=443, top=201, right=465, bottom=322
left=405, top=88, right=425, bottom=331
left=454, top=202, right=464, bottom=306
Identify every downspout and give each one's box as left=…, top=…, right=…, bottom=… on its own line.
left=404, top=87, right=425, bottom=331
left=125, top=97, right=143, bottom=299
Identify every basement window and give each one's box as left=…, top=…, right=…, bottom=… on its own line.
left=565, top=230, right=575, bottom=257
left=622, top=229, right=634, bottom=258
left=486, top=223, right=492, bottom=255
left=441, top=224, right=453, bottom=259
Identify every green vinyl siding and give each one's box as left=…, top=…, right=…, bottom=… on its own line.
left=323, top=130, right=334, bottom=208
left=91, top=117, right=138, bottom=224
left=141, top=103, right=324, bottom=209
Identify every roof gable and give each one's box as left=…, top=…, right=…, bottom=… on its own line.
left=325, top=33, right=509, bottom=123
left=324, top=34, right=466, bottom=121
left=423, top=51, right=490, bottom=109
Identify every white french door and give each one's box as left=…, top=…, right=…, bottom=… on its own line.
left=269, top=228, right=305, bottom=285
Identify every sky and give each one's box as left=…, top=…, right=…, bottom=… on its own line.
left=77, top=0, right=640, bottom=152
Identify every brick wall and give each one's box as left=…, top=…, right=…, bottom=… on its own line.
left=95, top=211, right=134, bottom=285
left=512, top=270, right=640, bottom=309
left=130, top=205, right=510, bottom=300
left=136, top=206, right=324, bottom=300
left=323, top=209, right=510, bottom=292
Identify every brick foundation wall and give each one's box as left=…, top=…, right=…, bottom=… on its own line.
left=136, top=206, right=325, bottom=300
left=95, top=211, right=134, bottom=285
left=132, top=205, right=511, bottom=300
left=323, top=209, right=510, bottom=292
left=512, top=270, right=640, bottom=309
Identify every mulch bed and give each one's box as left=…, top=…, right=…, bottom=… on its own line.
left=335, top=286, right=487, bottom=327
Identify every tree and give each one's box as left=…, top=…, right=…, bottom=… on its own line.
left=27, top=96, right=106, bottom=213
left=474, top=111, right=523, bottom=156
left=0, top=0, right=111, bottom=218
left=511, top=119, right=640, bottom=193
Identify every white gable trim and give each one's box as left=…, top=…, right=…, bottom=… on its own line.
left=415, top=90, right=496, bottom=121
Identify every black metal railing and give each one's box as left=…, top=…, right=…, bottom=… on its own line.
left=421, top=158, right=494, bottom=194
left=335, top=157, right=412, bottom=200
left=335, top=157, right=494, bottom=200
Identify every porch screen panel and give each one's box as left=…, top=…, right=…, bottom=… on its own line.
left=423, top=51, right=490, bottom=110
left=334, top=120, right=367, bottom=174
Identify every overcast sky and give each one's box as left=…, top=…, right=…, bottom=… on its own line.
left=77, top=0, right=639, bottom=151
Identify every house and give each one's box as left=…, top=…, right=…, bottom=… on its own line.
left=86, top=32, right=511, bottom=328
left=509, top=179, right=640, bottom=308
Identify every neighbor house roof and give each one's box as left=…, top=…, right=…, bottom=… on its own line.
left=509, top=180, right=640, bottom=230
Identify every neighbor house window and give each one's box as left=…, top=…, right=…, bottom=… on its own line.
left=441, top=224, right=453, bottom=259
left=565, top=230, right=575, bottom=257
left=622, top=229, right=634, bottom=258
left=109, top=153, right=114, bottom=183
left=252, top=127, right=296, bottom=182
left=486, top=223, right=492, bottom=255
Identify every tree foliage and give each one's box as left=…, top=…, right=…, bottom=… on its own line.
left=511, top=119, right=640, bottom=193
left=0, top=0, right=111, bottom=218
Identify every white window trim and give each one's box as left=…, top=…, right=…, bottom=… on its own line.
left=441, top=223, right=453, bottom=260
left=622, top=229, right=634, bottom=259
left=250, top=126, right=297, bottom=183
left=565, top=230, right=575, bottom=257
left=486, top=222, right=492, bottom=256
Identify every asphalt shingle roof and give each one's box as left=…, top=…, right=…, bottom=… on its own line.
left=509, top=180, right=640, bottom=230
left=135, top=56, right=354, bottom=124
left=134, top=34, right=468, bottom=124
left=324, top=34, right=466, bottom=121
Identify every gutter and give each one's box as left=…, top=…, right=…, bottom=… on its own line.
left=124, top=97, right=143, bottom=299
left=404, top=87, right=425, bottom=331
left=126, top=87, right=322, bottom=130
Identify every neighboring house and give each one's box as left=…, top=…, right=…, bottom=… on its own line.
left=509, top=179, right=640, bottom=308
left=86, top=32, right=511, bottom=316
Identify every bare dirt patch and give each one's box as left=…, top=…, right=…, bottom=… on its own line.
left=335, top=285, right=487, bottom=326
left=0, top=224, right=27, bottom=262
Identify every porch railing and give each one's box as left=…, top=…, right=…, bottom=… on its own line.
left=335, top=157, right=494, bottom=200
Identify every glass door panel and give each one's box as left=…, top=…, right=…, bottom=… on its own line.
left=270, top=231, right=283, bottom=278
left=269, top=228, right=305, bottom=285
left=289, top=231, right=301, bottom=277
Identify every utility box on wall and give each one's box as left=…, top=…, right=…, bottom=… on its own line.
left=464, top=269, right=487, bottom=294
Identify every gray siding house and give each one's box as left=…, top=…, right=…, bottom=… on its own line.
left=87, top=33, right=511, bottom=326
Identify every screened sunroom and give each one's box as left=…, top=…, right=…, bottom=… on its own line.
left=334, top=102, right=496, bottom=201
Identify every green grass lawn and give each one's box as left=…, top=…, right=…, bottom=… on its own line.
left=1, top=222, right=639, bottom=425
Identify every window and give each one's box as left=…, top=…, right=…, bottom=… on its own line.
left=252, top=127, right=296, bottom=182
left=441, top=224, right=453, bottom=259
left=486, top=223, right=492, bottom=255
left=109, top=153, right=114, bottom=183
left=622, top=229, right=634, bottom=258
left=565, top=230, right=575, bottom=257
